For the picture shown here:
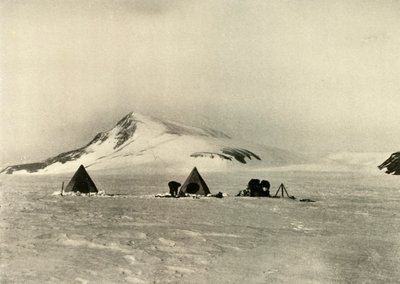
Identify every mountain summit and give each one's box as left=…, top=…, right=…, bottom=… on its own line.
left=1, top=112, right=303, bottom=174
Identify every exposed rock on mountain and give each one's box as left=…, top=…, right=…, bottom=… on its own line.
left=1, top=112, right=303, bottom=174
left=378, top=152, right=400, bottom=175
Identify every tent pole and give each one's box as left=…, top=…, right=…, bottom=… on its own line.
left=274, top=186, right=280, bottom=197
left=283, top=185, right=290, bottom=197
left=61, top=181, right=64, bottom=196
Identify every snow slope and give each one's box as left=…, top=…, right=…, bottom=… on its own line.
left=1, top=112, right=303, bottom=174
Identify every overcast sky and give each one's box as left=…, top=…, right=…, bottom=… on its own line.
left=1, top=0, right=399, bottom=167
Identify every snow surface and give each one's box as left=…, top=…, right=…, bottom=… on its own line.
left=1, top=171, right=400, bottom=283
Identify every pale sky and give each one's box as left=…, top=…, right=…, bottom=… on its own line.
left=1, top=0, right=399, bottom=167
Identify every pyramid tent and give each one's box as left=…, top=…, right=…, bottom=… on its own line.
left=179, top=167, right=211, bottom=196
left=64, top=165, right=98, bottom=194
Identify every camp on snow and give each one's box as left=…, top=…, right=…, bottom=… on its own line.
left=179, top=167, right=210, bottom=196
left=60, top=165, right=310, bottom=201
left=63, top=165, right=98, bottom=194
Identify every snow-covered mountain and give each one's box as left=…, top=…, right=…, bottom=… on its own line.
left=1, top=112, right=304, bottom=174
left=378, top=152, right=400, bottom=175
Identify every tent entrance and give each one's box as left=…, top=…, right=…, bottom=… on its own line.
left=186, top=183, right=200, bottom=194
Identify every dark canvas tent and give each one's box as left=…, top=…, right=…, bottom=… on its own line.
left=64, top=165, right=98, bottom=194
left=179, top=167, right=210, bottom=196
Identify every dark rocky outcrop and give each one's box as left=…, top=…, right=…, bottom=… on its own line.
left=190, top=152, right=233, bottom=161
left=191, top=148, right=262, bottom=164
left=113, top=112, right=138, bottom=149
left=378, top=152, right=400, bottom=175
left=221, top=148, right=261, bottom=164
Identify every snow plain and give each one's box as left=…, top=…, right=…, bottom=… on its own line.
left=1, top=170, right=400, bottom=283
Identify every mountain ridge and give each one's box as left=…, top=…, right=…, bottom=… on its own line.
left=1, top=112, right=303, bottom=174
